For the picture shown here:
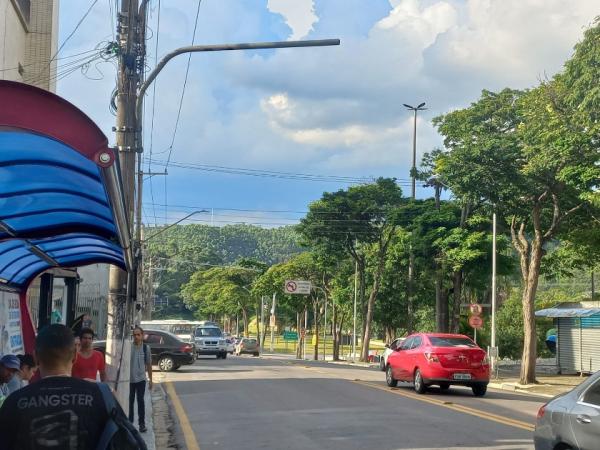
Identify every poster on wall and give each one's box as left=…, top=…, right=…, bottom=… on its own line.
left=0, top=291, right=24, bottom=356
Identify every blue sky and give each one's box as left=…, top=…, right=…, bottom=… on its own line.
left=57, top=0, right=598, bottom=227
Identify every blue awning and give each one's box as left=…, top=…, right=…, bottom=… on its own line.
left=0, top=131, right=117, bottom=240
left=535, top=308, right=600, bottom=318
left=0, top=234, right=125, bottom=289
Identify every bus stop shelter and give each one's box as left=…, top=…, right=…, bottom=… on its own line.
left=0, top=80, right=131, bottom=354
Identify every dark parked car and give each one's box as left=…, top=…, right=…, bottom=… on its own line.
left=535, top=370, right=600, bottom=450
left=93, top=329, right=195, bottom=372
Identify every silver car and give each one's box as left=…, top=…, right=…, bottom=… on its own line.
left=534, top=371, right=600, bottom=450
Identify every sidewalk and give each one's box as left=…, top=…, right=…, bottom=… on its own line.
left=488, top=374, right=586, bottom=398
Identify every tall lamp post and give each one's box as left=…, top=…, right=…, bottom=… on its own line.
left=402, top=102, right=427, bottom=199
left=403, top=102, right=426, bottom=334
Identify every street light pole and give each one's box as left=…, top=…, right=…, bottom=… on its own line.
left=403, top=102, right=427, bottom=334
left=491, top=211, right=497, bottom=375
left=353, top=258, right=358, bottom=363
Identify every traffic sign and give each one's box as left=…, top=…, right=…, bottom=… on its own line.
left=284, top=280, right=311, bottom=295
left=283, top=331, right=298, bottom=341
left=469, top=304, right=483, bottom=315
left=469, top=315, right=483, bottom=329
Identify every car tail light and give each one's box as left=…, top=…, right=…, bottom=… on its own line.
left=424, top=352, right=439, bottom=363
left=537, top=404, right=547, bottom=419
left=180, top=344, right=193, bottom=353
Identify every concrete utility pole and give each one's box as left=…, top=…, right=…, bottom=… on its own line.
left=403, top=102, right=427, bottom=334
left=106, top=0, right=146, bottom=407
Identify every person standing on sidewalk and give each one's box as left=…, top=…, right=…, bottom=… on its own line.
left=72, top=327, right=107, bottom=382
left=130, top=326, right=152, bottom=432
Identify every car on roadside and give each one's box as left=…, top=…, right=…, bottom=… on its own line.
left=226, top=338, right=235, bottom=354
left=235, top=337, right=260, bottom=356
left=385, top=333, right=489, bottom=396
left=93, top=329, right=195, bottom=372
left=534, top=370, right=600, bottom=450
left=194, top=324, right=228, bottom=359
left=379, top=337, right=406, bottom=371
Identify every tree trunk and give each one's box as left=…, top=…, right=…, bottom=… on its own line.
left=520, top=236, right=543, bottom=384
left=511, top=210, right=546, bottom=385
left=360, top=261, right=385, bottom=362
left=313, top=302, right=319, bottom=360
left=332, top=301, right=339, bottom=360
left=242, top=308, right=248, bottom=337
left=435, top=271, right=446, bottom=332
left=450, top=270, right=462, bottom=333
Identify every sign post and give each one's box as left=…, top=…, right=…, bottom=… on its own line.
left=284, top=280, right=312, bottom=295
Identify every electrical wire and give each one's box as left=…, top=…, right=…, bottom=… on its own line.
left=33, top=0, right=100, bottom=83
left=164, top=0, right=202, bottom=168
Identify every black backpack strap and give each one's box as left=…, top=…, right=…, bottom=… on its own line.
left=96, top=383, right=119, bottom=450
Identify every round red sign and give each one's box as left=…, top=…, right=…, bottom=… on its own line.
left=469, top=315, right=483, bottom=329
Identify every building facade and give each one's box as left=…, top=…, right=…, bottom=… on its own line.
left=0, top=0, right=59, bottom=91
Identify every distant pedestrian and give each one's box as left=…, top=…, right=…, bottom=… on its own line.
left=16, top=354, right=37, bottom=387
left=0, top=355, right=21, bottom=395
left=0, top=324, right=146, bottom=450
left=129, top=326, right=153, bottom=432
left=72, top=327, right=106, bottom=382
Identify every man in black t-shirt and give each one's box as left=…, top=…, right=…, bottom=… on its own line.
left=0, top=324, right=117, bottom=450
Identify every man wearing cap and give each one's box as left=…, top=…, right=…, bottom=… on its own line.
left=0, top=355, right=21, bottom=394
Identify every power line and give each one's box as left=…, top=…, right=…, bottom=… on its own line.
left=145, top=158, right=419, bottom=185
left=34, top=0, right=100, bottom=82
left=165, top=0, right=202, bottom=168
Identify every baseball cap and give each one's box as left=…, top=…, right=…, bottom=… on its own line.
left=0, top=354, right=20, bottom=370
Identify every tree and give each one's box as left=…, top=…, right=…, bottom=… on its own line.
left=298, top=178, right=404, bottom=361
left=434, top=75, right=598, bottom=383
left=181, top=266, right=258, bottom=335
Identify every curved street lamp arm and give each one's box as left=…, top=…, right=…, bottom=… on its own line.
left=136, top=39, right=340, bottom=130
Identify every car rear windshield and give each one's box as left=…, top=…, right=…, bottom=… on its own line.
left=245, top=339, right=257, bottom=344
left=429, top=337, right=477, bottom=348
left=195, top=327, right=222, bottom=337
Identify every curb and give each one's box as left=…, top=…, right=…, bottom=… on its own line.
left=488, top=382, right=556, bottom=399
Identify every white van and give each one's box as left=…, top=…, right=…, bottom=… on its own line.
left=140, top=320, right=204, bottom=342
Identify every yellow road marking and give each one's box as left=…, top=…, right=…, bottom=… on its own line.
left=352, top=380, right=535, bottom=432
left=165, top=381, right=201, bottom=450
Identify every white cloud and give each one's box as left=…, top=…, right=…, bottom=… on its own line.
left=267, top=0, right=319, bottom=40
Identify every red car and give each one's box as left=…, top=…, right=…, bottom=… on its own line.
left=385, top=333, right=490, bottom=396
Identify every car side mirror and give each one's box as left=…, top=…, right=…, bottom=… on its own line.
left=385, top=344, right=389, bottom=349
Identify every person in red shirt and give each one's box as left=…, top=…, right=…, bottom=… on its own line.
left=71, top=328, right=106, bottom=382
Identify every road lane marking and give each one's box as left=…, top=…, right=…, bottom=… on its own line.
left=165, top=381, right=201, bottom=450
left=352, top=380, right=535, bottom=432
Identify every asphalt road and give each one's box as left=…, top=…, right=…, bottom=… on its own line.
left=158, top=355, right=544, bottom=450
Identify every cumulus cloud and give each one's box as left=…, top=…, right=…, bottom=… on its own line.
left=55, top=0, right=599, bottom=212
left=267, top=0, right=319, bottom=39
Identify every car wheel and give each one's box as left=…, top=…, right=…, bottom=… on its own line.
left=222, top=352, right=227, bottom=359
left=158, top=356, right=175, bottom=372
left=380, top=357, right=386, bottom=372
left=439, top=383, right=450, bottom=391
left=253, top=352, right=259, bottom=357
left=385, top=364, right=398, bottom=387
left=414, top=369, right=427, bottom=394
left=472, top=383, right=487, bottom=397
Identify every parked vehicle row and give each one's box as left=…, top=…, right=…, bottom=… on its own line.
left=93, top=329, right=195, bottom=372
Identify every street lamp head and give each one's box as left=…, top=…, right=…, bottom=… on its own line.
left=403, top=103, right=414, bottom=110
left=417, top=102, right=426, bottom=109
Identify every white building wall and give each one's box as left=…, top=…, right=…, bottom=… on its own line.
left=0, top=0, right=58, bottom=91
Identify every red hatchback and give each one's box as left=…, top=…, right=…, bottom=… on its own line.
left=385, top=333, right=490, bottom=396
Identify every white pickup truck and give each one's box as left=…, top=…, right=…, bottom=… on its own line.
left=193, top=325, right=228, bottom=359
